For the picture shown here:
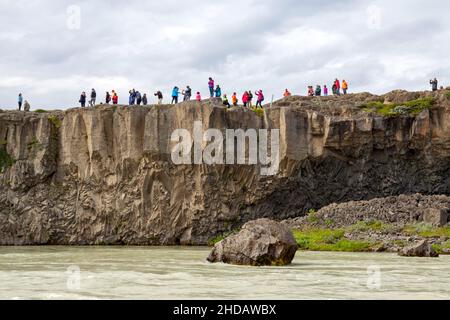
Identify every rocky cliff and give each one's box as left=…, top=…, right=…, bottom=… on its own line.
left=1, top=90, right=450, bottom=245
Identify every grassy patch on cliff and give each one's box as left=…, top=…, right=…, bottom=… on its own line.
left=293, top=228, right=374, bottom=252
left=362, top=97, right=435, bottom=116
left=403, top=223, right=450, bottom=238
left=48, top=114, right=62, bottom=129
left=251, top=107, right=264, bottom=118
left=34, top=109, right=49, bottom=113
left=0, top=145, right=15, bottom=173
left=445, top=91, right=450, bottom=99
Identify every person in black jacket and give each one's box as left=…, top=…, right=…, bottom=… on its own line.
left=79, top=92, right=86, bottom=108
left=89, top=89, right=96, bottom=107
left=105, top=91, right=111, bottom=104
left=142, top=94, right=148, bottom=105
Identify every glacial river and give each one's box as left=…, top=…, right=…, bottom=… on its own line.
left=0, top=246, right=449, bottom=300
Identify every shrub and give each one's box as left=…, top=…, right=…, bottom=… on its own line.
left=362, top=98, right=435, bottom=116
left=34, top=109, right=48, bottom=113
left=48, top=114, right=62, bottom=129
left=251, top=107, right=264, bottom=118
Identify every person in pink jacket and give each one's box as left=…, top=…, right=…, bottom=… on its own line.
left=242, top=91, right=249, bottom=107
left=255, top=90, right=264, bottom=108
left=196, top=92, right=201, bottom=101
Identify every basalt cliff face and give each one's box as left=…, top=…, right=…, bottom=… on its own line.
left=1, top=90, right=450, bottom=245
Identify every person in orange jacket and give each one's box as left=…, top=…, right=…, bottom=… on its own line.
left=284, top=89, right=291, bottom=97
left=342, top=80, right=349, bottom=95
left=232, top=92, right=238, bottom=106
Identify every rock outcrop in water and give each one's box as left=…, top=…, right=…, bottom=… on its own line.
left=398, top=240, right=439, bottom=257
left=1, top=90, right=450, bottom=245
left=207, top=219, right=298, bottom=266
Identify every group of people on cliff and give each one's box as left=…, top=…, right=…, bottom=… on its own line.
left=16, top=77, right=445, bottom=111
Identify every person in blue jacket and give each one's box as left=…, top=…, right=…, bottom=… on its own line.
left=18, top=93, right=23, bottom=111
left=215, top=85, right=222, bottom=98
left=172, top=86, right=180, bottom=104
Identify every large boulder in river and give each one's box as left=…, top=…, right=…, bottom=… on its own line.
left=398, top=240, right=439, bottom=258
left=207, top=219, right=298, bottom=266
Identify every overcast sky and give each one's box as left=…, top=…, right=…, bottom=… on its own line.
left=0, top=0, right=449, bottom=109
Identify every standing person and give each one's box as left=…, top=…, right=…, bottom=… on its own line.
left=307, top=86, right=314, bottom=97
left=18, top=93, right=23, bottom=111
left=334, top=79, right=341, bottom=95
left=89, top=89, right=96, bottom=107
left=315, top=85, right=322, bottom=96
left=128, top=91, right=133, bottom=105
left=283, top=89, right=291, bottom=97
left=142, top=94, right=148, bottom=105
left=332, top=84, right=337, bottom=95
left=255, top=90, right=264, bottom=108
left=222, top=94, right=230, bottom=107
left=248, top=91, right=253, bottom=107
left=208, top=77, right=215, bottom=98
left=323, top=85, right=329, bottom=96
left=232, top=92, right=238, bottom=106
left=79, top=92, right=87, bottom=107
left=430, top=78, right=438, bottom=91
left=154, top=90, right=163, bottom=104
left=183, top=86, right=192, bottom=101
left=105, top=91, right=111, bottom=104
left=196, top=92, right=201, bottom=102
left=136, top=91, right=142, bottom=105
left=342, top=80, right=349, bottom=95
left=242, top=91, right=249, bottom=107
left=215, top=85, right=222, bottom=98
left=112, top=91, right=119, bottom=105
left=171, top=86, right=180, bottom=104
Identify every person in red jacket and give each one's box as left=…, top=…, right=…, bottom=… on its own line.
left=242, top=91, right=249, bottom=107
left=112, top=90, right=119, bottom=104
left=334, top=79, right=341, bottom=95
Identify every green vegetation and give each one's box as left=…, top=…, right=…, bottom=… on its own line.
left=403, top=223, right=450, bottom=238
left=293, top=228, right=374, bottom=252
left=432, top=241, right=450, bottom=255
left=362, top=97, right=435, bottom=116
left=251, top=107, right=264, bottom=118
left=27, top=138, right=40, bottom=151
left=349, top=219, right=398, bottom=233
left=0, top=145, right=15, bottom=173
left=48, top=115, right=62, bottom=129
left=306, top=209, right=320, bottom=224
left=445, top=91, right=450, bottom=99
left=34, top=109, right=49, bottom=113
left=207, top=229, right=239, bottom=246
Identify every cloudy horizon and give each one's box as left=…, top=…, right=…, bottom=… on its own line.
left=0, top=0, right=449, bottom=109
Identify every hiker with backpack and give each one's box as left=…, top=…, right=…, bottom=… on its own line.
left=342, top=80, right=349, bottom=95
left=255, top=90, right=264, bottom=108
left=242, top=91, right=249, bottom=107
left=334, top=79, right=341, bottom=95
left=89, top=89, right=96, bottom=107
left=79, top=92, right=87, bottom=108
left=283, top=89, right=291, bottom=97
left=248, top=91, right=254, bottom=107
left=183, top=86, right=192, bottom=101
left=232, top=92, right=238, bottom=106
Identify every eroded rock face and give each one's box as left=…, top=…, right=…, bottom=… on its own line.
left=398, top=240, right=439, bottom=258
left=207, top=219, right=298, bottom=266
left=1, top=90, right=450, bottom=245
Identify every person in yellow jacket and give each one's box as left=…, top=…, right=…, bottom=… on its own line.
left=342, top=80, right=349, bottom=95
